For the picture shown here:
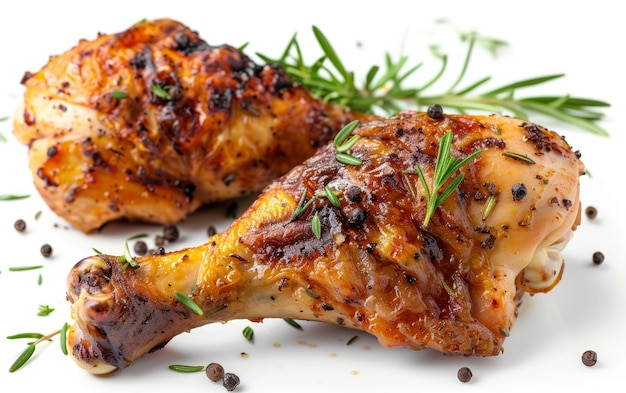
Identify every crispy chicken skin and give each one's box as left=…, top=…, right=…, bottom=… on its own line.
left=66, top=112, right=584, bottom=375
left=12, top=18, right=369, bottom=232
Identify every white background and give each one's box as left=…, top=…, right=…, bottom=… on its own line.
left=1, top=0, right=624, bottom=391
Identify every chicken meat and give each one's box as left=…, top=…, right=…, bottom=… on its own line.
left=66, top=111, right=584, bottom=375
left=12, top=18, right=370, bottom=232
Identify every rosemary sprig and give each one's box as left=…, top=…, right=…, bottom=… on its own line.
left=258, top=26, right=609, bottom=136
left=414, top=130, right=482, bottom=226
left=7, top=325, right=67, bottom=372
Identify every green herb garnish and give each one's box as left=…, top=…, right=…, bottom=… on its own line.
left=346, top=335, right=359, bottom=346
left=283, top=318, right=302, bottom=330
left=482, top=195, right=497, bottom=221
left=37, top=305, right=54, bottom=316
left=501, top=151, right=536, bottom=164
left=7, top=327, right=64, bottom=372
left=174, top=291, right=203, bottom=316
left=258, top=26, right=609, bottom=136
left=311, top=212, right=322, bottom=239
left=60, top=323, right=68, bottom=355
left=288, top=188, right=316, bottom=223
left=242, top=326, right=254, bottom=341
left=110, top=90, right=128, bottom=99
left=333, top=120, right=362, bottom=165
left=323, top=186, right=341, bottom=207
left=151, top=83, right=172, bottom=100
left=414, top=129, right=481, bottom=226
left=8, top=265, right=43, bottom=272
left=118, top=241, right=139, bottom=269
left=168, top=364, right=205, bottom=373
left=0, top=194, right=30, bottom=201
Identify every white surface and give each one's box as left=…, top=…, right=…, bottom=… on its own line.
left=1, top=0, right=624, bottom=391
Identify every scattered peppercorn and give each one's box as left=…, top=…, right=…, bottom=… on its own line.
left=457, top=366, right=472, bottom=383
left=134, top=240, right=148, bottom=256
left=40, top=244, right=53, bottom=258
left=14, top=219, right=26, bottom=232
left=222, top=372, right=240, bottom=391
left=207, top=225, right=217, bottom=237
left=511, top=183, right=527, bottom=201
left=427, top=104, right=444, bottom=120
left=585, top=206, right=598, bottom=219
left=581, top=350, right=597, bottom=367
left=163, top=224, right=179, bottom=242
left=205, top=362, right=224, bottom=382
left=592, top=251, right=604, bottom=265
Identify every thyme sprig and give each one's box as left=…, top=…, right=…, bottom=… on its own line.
left=257, top=27, right=609, bottom=136
left=414, top=130, right=482, bottom=226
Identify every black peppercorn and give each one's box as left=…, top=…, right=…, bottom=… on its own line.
left=427, top=104, right=444, bottom=120
left=592, top=251, right=604, bottom=265
left=205, top=362, right=224, bottom=382
left=347, top=208, right=368, bottom=226
left=346, top=185, right=362, bottom=202
left=511, top=183, right=527, bottom=201
left=134, top=240, right=148, bottom=256
left=457, top=366, right=472, bottom=383
left=40, top=244, right=53, bottom=258
left=14, top=219, right=26, bottom=232
left=581, top=350, right=597, bottom=367
left=585, top=206, right=597, bottom=219
left=222, top=372, right=240, bottom=391
left=163, top=224, right=179, bottom=242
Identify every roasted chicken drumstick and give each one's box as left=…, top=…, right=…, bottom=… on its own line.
left=12, top=18, right=369, bottom=232
left=66, top=112, right=584, bottom=375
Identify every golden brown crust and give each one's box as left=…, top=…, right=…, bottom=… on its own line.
left=66, top=112, right=584, bottom=373
left=13, top=18, right=371, bottom=232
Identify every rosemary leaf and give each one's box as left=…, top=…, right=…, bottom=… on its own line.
left=482, top=195, right=497, bottom=221
left=168, top=364, right=205, bottom=373
left=0, top=194, right=30, bottom=201
left=324, top=186, right=341, bottom=207
left=175, top=291, right=204, bottom=316
left=242, top=326, right=254, bottom=342
left=502, top=151, right=536, bottom=164
left=110, top=90, right=128, bottom=99
left=60, top=323, right=68, bottom=355
left=151, top=83, right=172, bottom=100
left=335, top=152, right=362, bottom=166
left=283, top=318, right=302, bottom=330
left=9, top=344, right=36, bottom=372
left=6, top=333, right=44, bottom=340
left=8, top=265, right=43, bottom=272
left=311, top=212, right=322, bottom=239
